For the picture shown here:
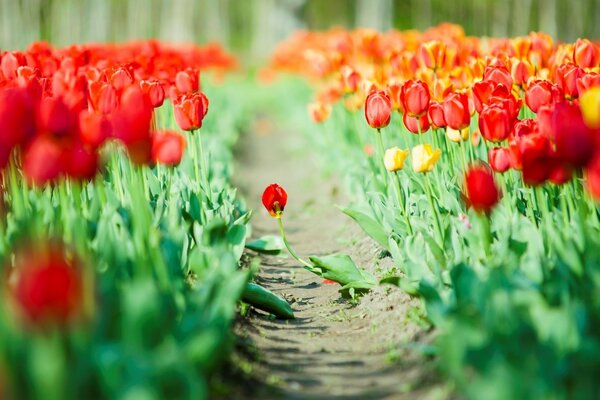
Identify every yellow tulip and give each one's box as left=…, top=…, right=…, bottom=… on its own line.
left=412, top=144, right=442, bottom=173
left=580, top=87, right=600, bottom=129
left=384, top=147, right=409, bottom=172
left=446, top=127, right=469, bottom=142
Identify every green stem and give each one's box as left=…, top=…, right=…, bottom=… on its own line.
left=424, top=173, right=444, bottom=247
left=374, top=128, right=387, bottom=185
left=478, top=212, right=492, bottom=258
left=277, top=217, right=313, bottom=269
left=197, top=131, right=213, bottom=204
left=190, top=130, right=201, bottom=187
left=393, top=171, right=413, bottom=235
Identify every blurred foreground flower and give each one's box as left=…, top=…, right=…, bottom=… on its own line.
left=151, top=130, right=186, bottom=166
left=8, top=244, right=83, bottom=328
left=580, top=87, right=600, bottom=129
left=464, top=164, right=501, bottom=214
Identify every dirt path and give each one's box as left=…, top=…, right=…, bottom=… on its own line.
left=233, top=115, right=446, bottom=400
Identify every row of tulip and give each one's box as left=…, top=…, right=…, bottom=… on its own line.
left=0, top=42, right=255, bottom=400
left=268, top=24, right=600, bottom=398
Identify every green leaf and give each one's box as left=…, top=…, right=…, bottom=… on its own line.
left=308, top=254, right=376, bottom=297
left=245, top=235, right=285, bottom=255
left=242, top=283, right=294, bottom=319
left=338, top=205, right=390, bottom=250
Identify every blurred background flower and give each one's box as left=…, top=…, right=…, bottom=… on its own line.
left=1, top=0, right=598, bottom=62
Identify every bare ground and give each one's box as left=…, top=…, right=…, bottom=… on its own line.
left=230, top=115, right=450, bottom=400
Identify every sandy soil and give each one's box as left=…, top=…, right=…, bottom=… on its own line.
left=230, top=115, right=449, bottom=400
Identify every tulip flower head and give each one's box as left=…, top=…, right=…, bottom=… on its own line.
left=488, top=147, right=512, bottom=173
left=464, top=164, right=501, bottom=214
left=384, top=147, right=409, bottom=172
left=151, top=130, right=186, bottom=166
left=446, top=127, right=469, bottom=143
left=262, top=184, right=288, bottom=218
left=9, top=244, right=83, bottom=327
left=580, top=87, right=600, bottom=129
left=412, top=144, right=442, bottom=173
left=364, top=90, right=392, bottom=129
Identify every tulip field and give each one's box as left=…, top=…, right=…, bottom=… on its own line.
left=1, top=14, right=600, bottom=400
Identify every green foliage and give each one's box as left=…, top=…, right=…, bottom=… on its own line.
left=0, top=80, right=257, bottom=400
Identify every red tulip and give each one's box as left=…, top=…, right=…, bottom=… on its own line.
left=175, top=68, right=200, bottom=94
left=151, top=130, right=186, bottom=166
left=536, top=105, right=554, bottom=139
left=66, top=144, right=99, bottom=181
left=37, top=96, right=76, bottom=135
left=551, top=101, right=596, bottom=168
left=1, top=52, right=23, bottom=80
left=573, top=39, right=600, bottom=69
left=11, top=245, right=82, bottom=326
left=140, top=80, right=165, bottom=108
left=525, top=80, right=562, bottom=113
left=483, top=65, right=513, bottom=89
left=519, top=134, right=554, bottom=185
left=22, top=135, right=66, bottom=186
left=555, top=63, right=584, bottom=100
left=488, top=147, right=511, bottom=173
left=400, top=80, right=430, bottom=117
left=364, top=90, right=391, bottom=129
left=488, top=84, right=521, bottom=120
left=262, top=184, right=288, bottom=218
left=88, top=81, right=118, bottom=114
left=173, top=92, right=209, bottom=131
left=586, top=152, right=600, bottom=200
left=110, top=67, right=134, bottom=91
left=464, top=164, right=501, bottom=214
left=478, top=104, right=512, bottom=142
left=0, top=87, right=37, bottom=149
left=428, top=102, right=446, bottom=128
left=442, top=92, right=470, bottom=130
left=112, top=85, right=153, bottom=145
left=472, top=80, right=495, bottom=113
left=78, top=109, right=111, bottom=148
left=510, top=59, right=534, bottom=87
left=576, top=73, right=600, bottom=97
left=402, top=112, right=430, bottom=134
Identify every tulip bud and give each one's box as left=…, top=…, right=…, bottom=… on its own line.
left=428, top=102, right=447, bottom=128
left=412, top=144, right=442, bottom=173
left=525, top=80, right=562, bottom=113
left=479, top=104, right=512, bottom=142
left=140, top=80, right=165, bottom=108
left=483, top=65, right=513, bottom=89
left=400, top=80, right=430, bottom=117
left=464, top=164, right=501, bottom=214
left=442, top=92, right=471, bottom=130
left=364, top=90, right=392, bottom=129
left=173, top=92, right=209, bottom=131
left=262, top=184, right=288, bottom=218
left=446, top=127, right=469, bottom=143
left=383, top=147, right=409, bottom=172
left=573, top=39, right=600, bottom=69
left=488, top=147, right=511, bottom=173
